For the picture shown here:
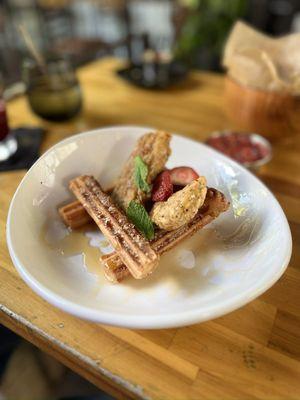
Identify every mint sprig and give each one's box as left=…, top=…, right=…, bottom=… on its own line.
left=134, top=155, right=151, bottom=193
left=127, top=200, right=154, bottom=240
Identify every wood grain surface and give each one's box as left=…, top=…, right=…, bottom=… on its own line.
left=1, top=58, right=300, bottom=399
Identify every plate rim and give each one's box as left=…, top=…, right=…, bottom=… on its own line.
left=6, top=125, right=293, bottom=328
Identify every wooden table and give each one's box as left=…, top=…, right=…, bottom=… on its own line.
left=1, top=58, right=300, bottom=399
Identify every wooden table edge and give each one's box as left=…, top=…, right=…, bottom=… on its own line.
left=0, top=304, right=143, bottom=400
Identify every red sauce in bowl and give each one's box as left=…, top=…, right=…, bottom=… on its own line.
left=206, top=131, right=271, bottom=166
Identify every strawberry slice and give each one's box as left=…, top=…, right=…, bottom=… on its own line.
left=169, top=167, right=199, bottom=186
left=151, top=170, right=173, bottom=202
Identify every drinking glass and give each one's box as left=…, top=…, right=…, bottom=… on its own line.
left=0, top=79, right=17, bottom=162
left=23, top=57, right=82, bottom=122
left=0, top=98, right=9, bottom=141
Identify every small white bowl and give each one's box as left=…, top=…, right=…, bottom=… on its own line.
left=6, top=126, right=291, bottom=328
left=207, top=130, right=272, bottom=170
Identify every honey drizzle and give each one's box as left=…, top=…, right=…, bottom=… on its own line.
left=42, top=223, right=104, bottom=277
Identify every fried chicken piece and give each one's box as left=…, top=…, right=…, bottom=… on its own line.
left=112, top=131, right=171, bottom=210
left=150, top=177, right=207, bottom=231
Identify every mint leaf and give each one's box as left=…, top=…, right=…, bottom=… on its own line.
left=134, top=155, right=151, bottom=193
left=127, top=200, right=154, bottom=240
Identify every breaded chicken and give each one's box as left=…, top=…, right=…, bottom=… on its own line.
left=112, top=131, right=171, bottom=210
left=150, top=177, right=207, bottom=231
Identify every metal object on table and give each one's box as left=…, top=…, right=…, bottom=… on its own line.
left=117, top=60, right=187, bottom=89
left=119, top=33, right=188, bottom=89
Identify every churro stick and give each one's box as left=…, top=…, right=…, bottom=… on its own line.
left=59, top=201, right=91, bottom=229
left=69, top=175, right=159, bottom=279
left=104, top=254, right=130, bottom=282
left=58, top=187, right=114, bottom=229
left=102, top=188, right=230, bottom=282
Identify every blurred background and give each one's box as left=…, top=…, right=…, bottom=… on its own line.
left=1, top=0, right=300, bottom=89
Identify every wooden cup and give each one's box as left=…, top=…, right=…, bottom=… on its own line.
left=224, top=76, right=300, bottom=141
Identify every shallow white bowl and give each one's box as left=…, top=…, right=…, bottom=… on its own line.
left=7, top=126, right=292, bottom=329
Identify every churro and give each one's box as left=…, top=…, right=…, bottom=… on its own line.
left=69, top=175, right=159, bottom=279
left=102, top=188, right=229, bottom=282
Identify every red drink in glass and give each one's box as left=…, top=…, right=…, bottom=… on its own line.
left=0, top=99, right=9, bottom=141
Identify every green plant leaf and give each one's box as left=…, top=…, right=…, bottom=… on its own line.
left=134, top=155, right=151, bottom=193
left=127, top=200, right=154, bottom=240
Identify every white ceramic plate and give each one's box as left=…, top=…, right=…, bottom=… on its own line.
left=7, top=126, right=292, bottom=329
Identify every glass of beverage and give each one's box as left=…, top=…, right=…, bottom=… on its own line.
left=0, top=80, right=18, bottom=162
left=23, top=57, right=82, bottom=122
left=0, top=98, right=9, bottom=141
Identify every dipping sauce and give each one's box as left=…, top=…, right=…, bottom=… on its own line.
left=206, top=131, right=272, bottom=168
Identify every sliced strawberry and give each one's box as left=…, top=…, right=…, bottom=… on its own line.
left=151, top=170, right=173, bottom=202
left=169, top=166, right=199, bottom=186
